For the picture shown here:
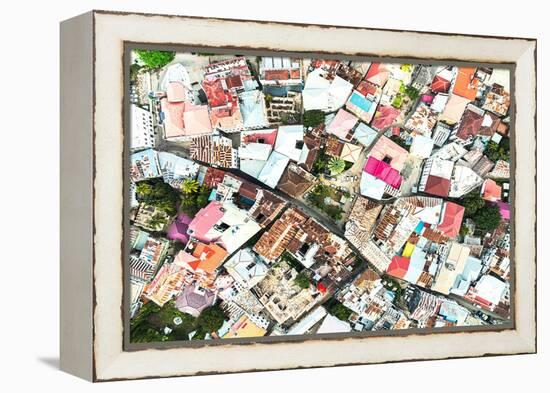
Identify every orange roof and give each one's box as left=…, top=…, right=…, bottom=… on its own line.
left=453, top=67, right=478, bottom=101
left=191, top=242, right=228, bottom=274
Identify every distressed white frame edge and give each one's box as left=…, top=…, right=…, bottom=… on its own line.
left=71, top=11, right=535, bottom=381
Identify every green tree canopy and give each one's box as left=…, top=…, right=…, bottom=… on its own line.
left=135, top=50, right=175, bottom=70
left=485, top=140, right=509, bottom=162
left=473, top=203, right=502, bottom=232
left=181, top=178, right=199, bottom=194
left=328, top=302, right=353, bottom=321
left=328, top=157, right=346, bottom=175
left=404, top=86, right=420, bottom=100
left=460, top=189, right=485, bottom=217
left=196, top=305, right=226, bottom=333
left=180, top=184, right=211, bottom=216
left=303, top=110, right=325, bottom=128
left=131, top=301, right=198, bottom=343
left=294, top=272, right=311, bottom=289
left=135, top=179, right=180, bottom=216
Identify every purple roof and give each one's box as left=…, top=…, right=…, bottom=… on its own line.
left=167, top=213, right=193, bottom=244
left=175, top=285, right=216, bottom=317
left=364, top=156, right=402, bottom=188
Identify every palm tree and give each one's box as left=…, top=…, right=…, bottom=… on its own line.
left=148, top=213, right=166, bottom=230
left=328, top=157, right=346, bottom=175
left=135, top=182, right=153, bottom=198
left=181, top=179, right=199, bottom=194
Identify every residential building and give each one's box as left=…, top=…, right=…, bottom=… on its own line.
left=131, top=104, right=155, bottom=151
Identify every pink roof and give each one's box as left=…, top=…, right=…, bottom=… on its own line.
left=368, top=136, right=408, bottom=171
left=183, top=104, right=213, bottom=135
left=242, top=129, right=278, bottom=146
left=161, top=98, right=212, bottom=138
left=187, top=201, right=224, bottom=242
left=421, top=94, right=434, bottom=104
left=174, top=250, right=199, bottom=265
left=371, top=105, right=400, bottom=130
left=327, top=109, right=358, bottom=140
left=364, top=156, right=402, bottom=189
left=167, top=81, right=187, bottom=102
left=161, top=98, right=185, bottom=138
left=365, top=63, right=390, bottom=87
left=437, top=202, right=465, bottom=238
left=497, top=201, right=510, bottom=220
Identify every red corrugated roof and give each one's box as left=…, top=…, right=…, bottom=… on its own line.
left=424, top=175, right=451, bottom=197
left=437, top=202, right=465, bottom=238
left=387, top=256, right=411, bottom=279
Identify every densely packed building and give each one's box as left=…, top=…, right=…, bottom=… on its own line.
left=128, top=51, right=512, bottom=342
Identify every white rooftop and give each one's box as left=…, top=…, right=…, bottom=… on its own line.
left=360, top=172, right=386, bottom=200
left=257, top=151, right=290, bottom=188
left=449, top=165, right=483, bottom=198
left=274, top=125, right=305, bottom=162
left=238, top=142, right=272, bottom=161
left=429, top=157, right=454, bottom=179
left=410, top=135, right=434, bottom=159
left=317, top=313, right=352, bottom=334
left=475, top=275, right=507, bottom=305
left=224, top=248, right=268, bottom=289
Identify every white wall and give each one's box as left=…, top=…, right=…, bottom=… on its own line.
left=0, top=0, right=545, bottom=391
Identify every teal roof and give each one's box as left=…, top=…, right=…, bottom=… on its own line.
left=349, top=91, right=373, bottom=112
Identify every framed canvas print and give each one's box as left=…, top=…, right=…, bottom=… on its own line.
left=60, top=10, right=537, bottom=382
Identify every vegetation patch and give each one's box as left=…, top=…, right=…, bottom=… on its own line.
left=180, top=180, right=212, bottom=217
left=135, top=179, right=181, bottom=216
left=303, top=110, right=325, bottom=128
left=306, top=184, right=344, bottom=221
left=131, top=301, right=226, bottom=343
left=327, top=301, right=353, bottom=321
left=294, top=272, right=311, bottom=289
left=135, top=50, right=176, bottom=70
left=485, top=140, right=510, bottom=162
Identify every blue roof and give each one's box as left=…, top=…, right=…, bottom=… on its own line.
left=349, top=92, right=373, bottom=112
left=240, top=90, right=268, bottom=128
left=208, top=188, right=217, bottom=201
left=354, top=122, right=378, bottom=147
left=130, top=148, right=161, bottom=179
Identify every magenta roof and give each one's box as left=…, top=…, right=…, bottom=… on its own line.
left=187, top=201, right=224, bottom=241
left=167, top=213, right=193, bottom=244
left=421, top=94, right=434, bottom=104
left=497, top=201, right=510, bottom=220
left=364, top=156, right=402, bottom=189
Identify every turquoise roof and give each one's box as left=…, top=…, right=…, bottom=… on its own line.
left=349, top=92, right=373, bottom=112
